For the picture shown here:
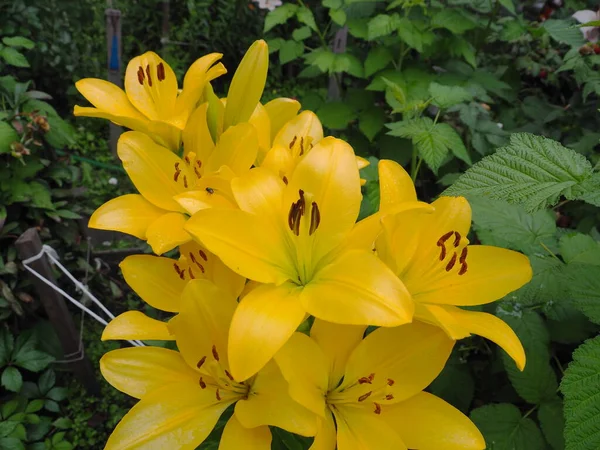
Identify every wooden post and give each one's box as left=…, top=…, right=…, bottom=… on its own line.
left=328, top=26, right=348, bottom=101
left=105, top=6, right=123, bottom=157
left=16, top=228, right=99, bottom=394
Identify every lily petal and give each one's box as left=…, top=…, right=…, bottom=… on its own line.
left=249, top=102, right=272, bottom=156
left=219, top=416, right=271, bottom=450
left=264, top=98, right=301, bottom=142
left=146, top=212, right=191, bottom=255
left=118, top=131, right=190, bottom=211
left=104, top=382, right=229, bottom=450
left=260, top=145, right=294, bottom=179
left=146, top=119, right=183, bottom=151
left=204, top=123, right=258, bottom=176
left=102, top=311, right=173, bottom=341
left=310, top=320, right=366, bottom=390
left=412, top=245, right=533, bottom=306
left=272, top=110, right=324, bottom=151
left=235, top=360, right=319, bottom=436
left=274, top=332, right=329, bottom=417
left=334, top=405, right=407, bottom=450
left=378, top=160, right=417, bottom=211
left=303, top=250, right=413, bottom=326
left=182, top=103, right=215, bottom=166
left=232, top=167, right=286, bottom=226
left=73, top=106, right=150, bottom=135
left=75, top=78, right=146, bottom=121
left=120, top=255, right=187, bottom=313
left=341, top=322, right=454, bottom=401
left=383, top=392, right=485, bottom=450
left=100, top=347, right=197, bottom=399
left=169, top=279, right=237, bottom=371
left=310, top=412, right=337, bottom=450
left=185, top=209, right=292, bottom=284
left=228, top=282, right=305, bottom=381
left=414, top=303, right=471, bottom=341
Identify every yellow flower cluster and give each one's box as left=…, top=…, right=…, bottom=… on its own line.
left=76, top=40, right=533, bottom=450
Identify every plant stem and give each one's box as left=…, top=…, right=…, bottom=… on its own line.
left=523, top=405, right=538, bottom=420
left=433, top=108, right=441, bottom=125
left=297, top=0, right=328, bottom=49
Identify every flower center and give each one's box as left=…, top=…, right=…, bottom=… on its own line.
left=287, top=189, right=321, bottom=237
left=196, top=345, right=250, bottom=402
left=172, top=243, right=210, bottom=280
left=326, top=372, right=396, bottom=415
left=172, top=152, right=203, bottom=189
left=436, top=230, right=468, bottom=276
left=288, top=134, right=314, bottom=159
left=136, top=62, right=166, bottom=87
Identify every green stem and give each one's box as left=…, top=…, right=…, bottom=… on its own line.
left=297, top=0, right=328, bottom=49
left=553, top=354, right=565, bottom=376
left=522, top=405, right=538, bottom=420
left=433, top=109, right=442, bottom=125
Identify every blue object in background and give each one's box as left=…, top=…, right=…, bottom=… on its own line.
left=109, top=35, right=119, bottom=71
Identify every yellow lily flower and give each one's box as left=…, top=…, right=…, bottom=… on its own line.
left=74, top=52, right=226, bottom=150
left=101, top=240, right=245, bottom=342
left=100, top=279, right=318, bottom=449
left=185, top=137, right=414, bottom=381
left=375, top=160, right=532, bottom=370
left=89, top=125, right=258, bottom=254
left=275, top=320, right=485, bottom=450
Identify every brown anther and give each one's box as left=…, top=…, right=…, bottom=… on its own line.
left=174, top=170, right=181, bottom=182
left=173, top=262, right=182, bottom=275
left=385, top=394, right=394, bottom=401
left=459, top=247, right=468, bottom=263
left=137, top=66, right=145, bottom=85
left=439, top=245, right=447, bottom=261
left=157, top=62, right=166, bottom=81
left=358, top=391, right=372, bottom=402
left=282, top=176, right=288, bottom=185
left=299, top=137, right=305, bottom=156
left=453, top=231, right=461, bottom=247
left=368, top=373, right=375, bottom=382
left=216, top=389, right=221, bottom=401
left=445, top=253, right=457, bottom=272
left=197, top=356, right=206, bottom=369
left=188, top=267, right=195, bottom=279
left=212, top=345, right=220, bottom=361
left=146, top=64, right=153, bottom=86
left=458, top=262, right=468, bottom=276
left=183, top=175, right=188, bottom=188
left=196, top=160, right=202, bottom=168
left=197, top=263, right=205, bottom=273
left=225, top=370, right=235, bottom=381
left=289, top=136, right=297, bottom=149
left=194, top=167, right=201, bottom=178
left=438, top=231, right=454, bottom=245
left=190, top=253, right=197, bottom=263
left=387, top=379, right=395, bottom=386
left=359, top=373, right=375, bottom=384
left=309, top=202, right=321, bottom=236
left=199, top=377, right=206, bottom=389
left=374, top=403, right=382, bottom=415
left=184, top=155, right=190, bottom=164
left=199, top=250, right=208, bottom=261
left=175, top=162, right=180, bottom=170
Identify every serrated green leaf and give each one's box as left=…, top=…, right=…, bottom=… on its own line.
left=291, top=26, right=311, bottom=41
left=2, top=36, right=34, bottom=49
left=304, top=48, right=336, bottom=73
left=1, top=367, right=22, bottom=393
left=397, top=17, right=435, bottom=52
left=431, top=9, right=477, bottom=34
left=560, top=234, right=600, bottom=266
left=329, top=8, right=346, bottom=26
left=359, top=107, right=385, bottom=142
left=28, top=182, right=54, bottom=210
left=564, top=263, right=600, bottom=325
left=429, top=354, right=474, bottom=413
left=316, top=102, right=356, bottom=130
left=0, top=48, right=29, bottom=68
left=279, top=40, right=304, bottom=65
left=538, top=398, right=566, bottom=450
left=364, top=47, right=393, bottom=77
left=333, top=53, right=364, bottom=78
left=429, top=82, right=473, bottom=109
left=543, top=20, right=586, bottom=48
left=297, top=7, right=318, bottom=31
left=444, top=133, right=595, bottom=212
left=264, top=4, right=298, bottom=33
left=0, top=122, right=18, bottom=154
left=434, top=123, right=472, bottom=165
left=470, top=403, right=546, bottom=450
left=561, top=335, right=600, bottom=450
left=574, top=173, right=600, bottom=207
left=367, top=14, right=400, bottom=40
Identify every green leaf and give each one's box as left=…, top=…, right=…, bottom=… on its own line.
left=564, top=263, right=600, bottom=325
left=291, top=26, right=311, bottom=41
left=469, top=198, right=557, bottom=255
left=333, top=53, right=364, bottom=78
left=28, top=182, right=54, bottom=210
left=443, top=133, right=596, bottom=212
left=44, top=116, right=75, bottom=148
left=25, top=399, right=44, bottom=414
left=359, top=107, right=385, bottom=142
left=297, top=7, right=318, bottom=31
left=52, top=417, right=72, bottom=430
left=0, top=437, right=24, bottom=450
left=46, top=387, right=67, bottom=402
left=499, top=0, right=516, bottom=14
left=2, top=37, right=34, bottom=49
left=264, top=4, right=299, bottom=33
left=543, top=20, right=586, bottom=48
left=1, top=367, right=22, bottom=393
left=504, top=255, right=565, bottom=309
left=0, top=48, right=29, bottom=68
left=429, top=355, right=474, bottom=413
left=560, top=234, right=600, bottom=266
left=367, top=14, right=400, bottom=41
left=397, top=18, right=435, bottom=52
left=575, top=173, right=600, bottom=207
left=316, top=102, right=356, bottom=130
left=44, top=399, right=59, bottom=413
left=38, top=369, right=55, bottom=395
left=434, top=123, right=472, bottom=165
left=364, top=47, right=393, bottom=78
left=538, top=398, right=566, bottom=450
left=0, top=122, right=18, bottom=154
left=329, top=8, right=346, bottom=26
left=561, top=335, right=600, bottom=450
left=13, top=333, right=54, bottom=372
left=470, top=403, right=546, bottom=450
left=497, top=309, right=558, bottom=404
left=323, top=0, right=342, bottom=7
left=279, top=40, right=304, bottom=65
left=429, top=82, right=473, bottom=109
left=304, top=48, right=336, bottom=73
left=431, top=9, right=477, bottom=34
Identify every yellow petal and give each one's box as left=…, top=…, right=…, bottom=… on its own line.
left=100, top=347, right=197, bottom=399
left=378, top=160, right=417, bottom=211
left=260, top=145, right=295, bottom=180
left=249, top=102, right=272, bottom=156
left=223, top=40, right=268, bottom=129
left=105, top=382, right=230, bottom=450
left=124, top=52, right=178, bottom=122
left=185, top=209, right=292, bottom=284
left=102, top=311, right=173, bottom=341
left=443, top=306, right=526, bottom=370
left=272, top=110, right=324, bottom=150
left=228, top=282, right=305, bottom=381
left=204, top=122, right=258, bottom=176
left=334, top=405, right=407, bottom=450
left=235, top=360, right=318, bottom=436
left=182, top=103, right=215, bottom=165
left=219, top=416, right=271, bottom=450
left=73, top=106, right=150, bottom=135
left=89, top=194, right=166, bottom=239
left=310, top=320, right=366, bottom=390
left=303, top=250, right=413, bottom=326
left=414, top=303, right=471, bottom=340
left=120, top=255, right=187, bottom=312
left=285, top=137, right=361, bottom=262
left=341, top=322, right=454, bottom=401
left=75, top=78, right=146, bottom=121
left=383, top=392, right=485, bottom=450
left=310, top=412, right=337, bottom=450
left=274, top=332, right=329, bottom=417
left=118, top=131, right=190, bottom=211
left=174, top=189, right=235, bottom=216
left=169, top=279, right=237, bottom=371
left=264, top=97, right=301, bottom=142
left=146, top=212, right=191, bottom=255
left=146, top=119, right=183, bottom=151
left=232, top=167, right=286, bottom=226
left=412, top=245, right=533, bottom=306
